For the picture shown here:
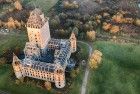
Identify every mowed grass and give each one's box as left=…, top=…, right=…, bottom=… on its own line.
left=87, top=41, right=140, bottom=94
left=78, top=42, right=89, bottom=60
left=0, top=32, right=27, bottom=56
left=69, top=67, right=84, bottom=94
left=24, top=0, right=59, bottom=15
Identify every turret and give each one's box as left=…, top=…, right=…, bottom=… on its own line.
left=70, top=32, right=77, bottom=53
left=12, top=53, right=23, bottom=79
left=54, top=64, right=65, bottom=88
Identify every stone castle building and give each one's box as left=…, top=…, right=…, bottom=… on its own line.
left=12, top=9, right=77, bottom=88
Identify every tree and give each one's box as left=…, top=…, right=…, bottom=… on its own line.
left=83, top=14, right=90, bottom=22
left=89, top=58, right=98, bottom=69
left=79, top=32, right=85, bottom=40
left=102, top=22, right=112, bottom=31
left=59, top=29, right=65, bottom=35
left=50, top=16, right=60, bottom=29
left=7, top=17, right=16, bottom=30
left=134, top=18, right=140, bottom=26
left=63, top=1, right=79, bottom=9
left=14, top=0, right=22, bottom=10
left=44, top=81, right=52, bottom=91
left=89, top=50, right=102, bottom=69
left=0, top=57, right=7, bottom=65
left=84, top=23, right=90, bottom=32
left=112, top=12, right=123, bottom=23
left=110, top=25, right=120, bottom=33
left=14, top=47, right=21, bottom=56
left=15, top=79, right=20, bottom=85
left=59, top=12, right=67, bottom=20
left=72, top=27, right=79, bottom=36
left=86, top=31, right=96, bottom=41
left=70, top=69, right=77, bottom=78
left=14, top=20, right=21, bottom=29
left=0, top=20, right=2, bottom=27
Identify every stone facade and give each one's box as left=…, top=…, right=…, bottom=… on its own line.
left=12, top=9, right=77, bottom=88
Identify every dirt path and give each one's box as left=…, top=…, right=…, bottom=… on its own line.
left=78, top=41, right=93, bottom=94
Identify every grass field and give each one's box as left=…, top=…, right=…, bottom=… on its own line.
left=69, top=67, right=84, bottom=94
left=77, top=42, right=89, bottom=60
left=87, top=41, right=140, bottom=94
left=23, top=0, right=59, bottom=15
left=0, top=32, right=27, bottom=56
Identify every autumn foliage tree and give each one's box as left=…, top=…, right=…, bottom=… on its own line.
left=14, top=20, right=21, bottom=29
left=14, top=0, right=22, bottom=10
left=112, top=12, right=124, bottom=23
left=0, top=20, right=2, bottom=27
left=7, top=17, right=16, bottom=30
left=89, top=50, right=102, bottom=69
left=102, top=22, right=112, bottom=31
left=44, top=81, right=52, bottom=91
left=63, top=1, right=79, bottom=9
left=134, top=18, right=140, bottom=26
left=6, top=17, right=22, bottom=30
left=86, top=31, right=96, bottom=41
left=110, top=25, right=120, bottom=33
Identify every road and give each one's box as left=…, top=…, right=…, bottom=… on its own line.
left=78, top=41, right=93, bottom=94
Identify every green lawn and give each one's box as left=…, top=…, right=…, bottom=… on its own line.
left=87, top=41, right=140, bottom=94
left=23, top=0, right=59, bottom=15
left=0, top=32, right=27, bottom=56
left=69, top=67, right=84, bottom=94
left=78, top=42, right=89, bottom=60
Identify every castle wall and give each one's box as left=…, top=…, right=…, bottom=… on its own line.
left=27, top=20, right=51, bottom=49
left=40, top=21, right=51, bottom=49
left=27, top=27, right=41, bottom=47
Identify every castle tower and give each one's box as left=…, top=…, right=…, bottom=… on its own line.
left=27, top=8, right=51, bottom=49
left=70, top=32, right=77, bottom=53
left=12, top=53, right=23, bottom=79
left=55, top=64, right=65, bottom=88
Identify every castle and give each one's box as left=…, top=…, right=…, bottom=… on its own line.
left=12, top=9, right=77, bottom=88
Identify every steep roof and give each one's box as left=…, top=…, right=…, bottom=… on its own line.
left=27, top=9, right=44, bottom=28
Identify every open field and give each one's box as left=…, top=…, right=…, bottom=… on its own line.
left=0, top=32, right=27, bottom=56
left=87, top=41, right=140, bottom=94
left=69, top=67, right=84, bottom=94
left=23, top=0, right=59, bottom=15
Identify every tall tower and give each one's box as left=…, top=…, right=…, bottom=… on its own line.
left=70, top=32, right=77, bottom=53
left=27, top=8, right=51, bottom=49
